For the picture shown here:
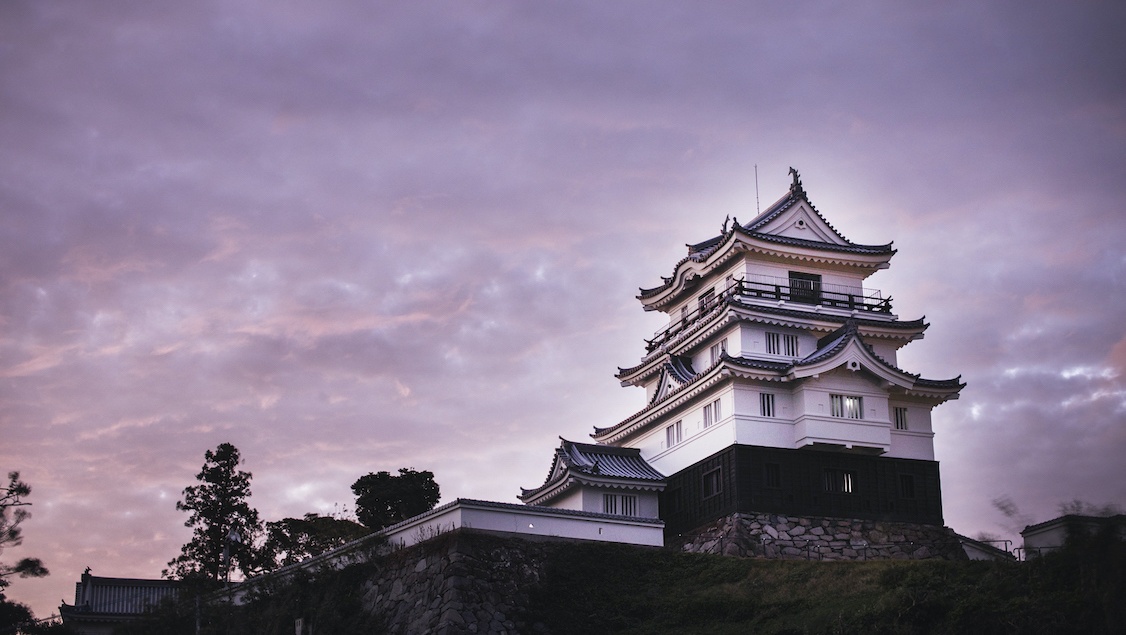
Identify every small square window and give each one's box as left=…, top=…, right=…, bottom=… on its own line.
left=894, top=407, right=909, bottom=430
left=823, top=469, right=855, bottom=494
left=760, top=393, right=776, bottom=418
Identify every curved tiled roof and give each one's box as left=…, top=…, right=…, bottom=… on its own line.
left=596, top=322, right=963, bottom=443
left=639, top=170, right=893, bottom=299
left=519, top=439, right=666, bottom=501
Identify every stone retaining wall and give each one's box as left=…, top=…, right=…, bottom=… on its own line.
left=675, top=512, right=967, bottom=561
left=362, top=530, right=551, bottom=635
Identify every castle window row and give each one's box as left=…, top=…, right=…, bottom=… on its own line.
left=765, top=331, right=799, bottom=357
left=603, top=493, right=638, bottom=516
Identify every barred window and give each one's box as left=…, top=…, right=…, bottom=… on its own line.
left=765, top=332, right=799, bottom=356
left=824, top=469, right=855, bottom=494
left=760, top=393, right=776, bottom=418
left=893, top=407, right=909, bottom=430
left=831, top=394, right=864, bottom=419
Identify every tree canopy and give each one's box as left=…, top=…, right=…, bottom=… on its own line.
left=351, top=468, right=440, bottom=530
left=1, top=471, right=49, bottom=629
left=261, top=514, right=371, bottom=568
left=166, top=443, right=263, bottom=582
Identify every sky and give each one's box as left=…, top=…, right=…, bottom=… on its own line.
left=2, top=0, right=1124, bottom=618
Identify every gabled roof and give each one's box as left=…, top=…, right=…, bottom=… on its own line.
left=519, top=439, right=665, bottom=505
left=594, top=320, right=963, bottom=445
left=639, top=169, right=895, bottom=307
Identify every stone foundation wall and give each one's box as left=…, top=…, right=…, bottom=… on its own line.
left=362, top=530, right=551, bottom=635
left=675, top=512, right=967, bottom=561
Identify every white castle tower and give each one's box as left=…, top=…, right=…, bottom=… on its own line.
left=523, top=169, right=963, bottom=549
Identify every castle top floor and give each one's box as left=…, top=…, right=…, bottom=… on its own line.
left=638, top=169, right=897, bottom=321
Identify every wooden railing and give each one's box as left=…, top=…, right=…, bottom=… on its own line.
left=644, top=277, right=891, bottom=353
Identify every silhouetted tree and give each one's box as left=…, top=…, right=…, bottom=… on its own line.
left=261, top=514, right=371, bottom=569
left=1, top=471, right=49, bottom=629
left=351, top=468, right=440, bottom=530
left=166, top=444, right=263, bottom=582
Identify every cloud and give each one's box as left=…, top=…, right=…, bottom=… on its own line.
left=2, top=0, right=1125, bottom=617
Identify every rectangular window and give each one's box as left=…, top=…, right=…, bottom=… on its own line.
left=760, top=393, right=776, bottom=418
left=894, top=407, right=909, bottom=430
left=702, top=468, right=722, bottom=498
left=665, top=420, right=683, bottom=448
left=680, top=305, right=689, bottom=326
left=724, top=274, right=735, bottom=291
left=602, top=494, right=637, bottom=516
left=703, top=399, right=721, bottom=428
left=765, top=332, right=799, bottom=356
left=709, top=339, right=728, bottom=365
left=698, top=288, right=716, bottom=314
left=899, top=474, right=916, bottom=499
left=603, top=493, right=617, bottom=515
left=823, top=469, right=855, bottom=494
left=621, top=495, right=637, bottom=516
left=788, top=271, right=822, bottom=304
left=831, top=394, right=864, bottom=419
left=764, top=463, right=781, bottom=488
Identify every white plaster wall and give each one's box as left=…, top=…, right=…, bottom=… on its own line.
left=645, top=417, right=735, bottom=475
left=793, top=415, right=891, bottom=451
left=382, top=501, right=665, bottom=549
left=868, top=341, right=899, bottom=366
left=744, top=262, right=867, bottom=291
left=888, top=430, right=935, bottom=460
left=550, top=488, right=584, bottom=512
left=733, top=415, right=795, bottom=448
left=739, top=323, right=813, bottom=359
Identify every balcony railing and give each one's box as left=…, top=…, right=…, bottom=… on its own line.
left=643, top=275, right=891, bottom=353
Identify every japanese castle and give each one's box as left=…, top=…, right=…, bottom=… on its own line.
left=521, top=169, right=965, bottom=551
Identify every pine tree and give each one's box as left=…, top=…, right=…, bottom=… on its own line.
left=166, top=444, right=262, bottom=583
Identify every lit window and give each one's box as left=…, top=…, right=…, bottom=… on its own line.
left=709, top=339, right=728, bottom=365
left=760, top=393, right=776, bottom=418
left=703, top=399, right=721, bottom=427
left=893, top=407, right=909, bottom=430
left=702, top=468, right=722, bottom=498
left=765, top=332, right=799, bottom=356
left=831, top=394, right=864, bottom=419
left=824, top=469, right=854, bottom=493
left=665, top=420, right=683, bottom=448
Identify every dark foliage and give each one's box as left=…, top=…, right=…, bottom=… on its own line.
left=1, top=471, right=50, bottom=630
left=261, top=514, right=370, bottom=569
left=166, top=443, right=264, bottom=582
left=351, top=468, right=440, bottom=530
left=113, top=561, right=382, bottom=635
left=527, top=530, right=1126, bottom=634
